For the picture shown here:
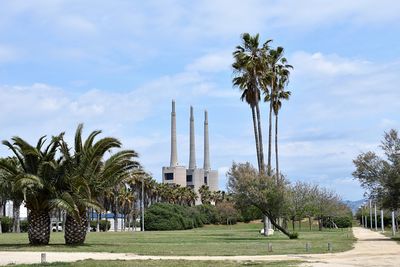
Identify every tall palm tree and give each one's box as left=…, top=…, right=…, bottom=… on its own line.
left=1, top=135, right=63, bottom=245
left=264, top=47, right=292, bottom=179
left=54, top=124, right=140, bottom=244
left=233, top=33, right=271, bottom=173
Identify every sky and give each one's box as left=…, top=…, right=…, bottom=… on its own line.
left=0, top=0, right=399, bottom=201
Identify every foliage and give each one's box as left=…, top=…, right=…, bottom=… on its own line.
left=144, top=203, right=200, bottom=231
left=227, top=162, right=293, bottom=237
left=0, top=216, right=12, bottom=232
left=353, top=129, right=400, bottom=210
left=237, top=205, right=263, bottom=223
left=195, top=204, right=219, bottom=224
left=215, top=201, right=239, bottom=224
left=20, top=220, right=28, bottom=232
left=89, top=220, right=110, bottom=232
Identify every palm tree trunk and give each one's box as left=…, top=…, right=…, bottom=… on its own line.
left=250, top=106, right=261, bottom=172
left=28, top=210, right=50, bottom=245
left=64, top=213, right=88, bottom=245
left=275, top=114, right=279, bottom=182
left=267, top=98, right=273, bottom=176
left=255, top=102, right=265, bottom=173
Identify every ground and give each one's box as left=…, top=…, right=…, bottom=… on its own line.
left=2, top=224, right=399, bottom=266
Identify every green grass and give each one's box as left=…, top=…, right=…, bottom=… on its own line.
left=0, top=223, right=355, bottom=255
left=381, top=227, right=400, bottom=242
left=10, top=259, right=303, bottom=267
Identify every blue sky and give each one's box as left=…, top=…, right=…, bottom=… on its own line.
left=1, top=0, right=399, bottom=201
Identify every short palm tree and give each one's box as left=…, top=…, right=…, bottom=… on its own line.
left=1, top=135, right=63, bottom=245
left=54, top=124, right=140, bottom=244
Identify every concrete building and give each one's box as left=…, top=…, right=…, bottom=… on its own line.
left=162, top=100, right=218, bottom=203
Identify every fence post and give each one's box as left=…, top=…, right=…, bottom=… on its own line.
left=41, top=253, right=46, bottom=264
left=328, top=242, right=332, bottom=252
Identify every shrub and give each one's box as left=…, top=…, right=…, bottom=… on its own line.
left=20, top=220, right=28, bottom=232
left=195, top=204, right=219, bottom=224
left=238, top=206, right=263, bottom=223
left=333, top=216, right=352, bottom=228
left=145, top=203, right=203, bottom=231
left=216, top=202, right=239, bottom=225
left=289, top=232, right=299, bottom=239
left=89, top=220, right=111, bottom=231
left=0, top=217, right=12, bottom=233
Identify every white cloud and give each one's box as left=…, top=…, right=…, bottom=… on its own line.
left=186, top=50, right=232, bottom=73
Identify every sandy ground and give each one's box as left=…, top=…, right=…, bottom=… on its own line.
left=0, top=227, right=399, bottom=266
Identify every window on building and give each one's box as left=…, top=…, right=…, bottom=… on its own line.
left=164, top=173, right=174, bottom=180
left=204, top=176, right=208, bottom=184
left=186, top=175, right=193, bottom=182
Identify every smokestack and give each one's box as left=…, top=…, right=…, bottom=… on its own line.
left=170, top=100, right=178, bottom=167
left=203, top=110, right=210, bottom=170
left=189, top=106, right=196, bottom=169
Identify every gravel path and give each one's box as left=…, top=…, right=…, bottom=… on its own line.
left=0, top=227, right=399, bottom=266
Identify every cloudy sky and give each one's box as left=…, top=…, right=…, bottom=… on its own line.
left=1, top=0, right=399, bottom=201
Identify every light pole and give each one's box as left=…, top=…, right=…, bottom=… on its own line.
left=361, top=207, right=364, bottom=227
left=374, top=203, right=378, bottom=231
left=392, top=211, right=396, bottom=236
left=381, top=209, right=384, bottom=232
left=141, top=176, right=145, bottom=232
left=369, top=199, right=373, bottom=230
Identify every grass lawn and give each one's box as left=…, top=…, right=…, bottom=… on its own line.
left=10, top=259, right=303, bottom=267
left=381, top=227, right=400, bottom=242
left=0, top=222, right=355, bottom=255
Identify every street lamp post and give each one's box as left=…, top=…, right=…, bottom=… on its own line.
left=141, top=177, right=145, bottom=232
left=374, top=203, right=378, bottom=231
left=369, top=199, right=373, bottom=230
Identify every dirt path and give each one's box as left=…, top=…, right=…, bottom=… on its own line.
left=0, top=227, right=399, bottom=266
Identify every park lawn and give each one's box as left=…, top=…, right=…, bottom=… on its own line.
left=0, top=222, right=355, bottom=255
left=10, top=259, right=303, bottom=267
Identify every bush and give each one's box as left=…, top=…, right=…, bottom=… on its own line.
left=215, top=202, right=239, bottom=225
left=0, top=216, right=12, bottom=233
left=20, top=220, right=28, bottom=232
left=238, top=206, right=263, bottom=223
left=289, top=232, right=299, bottom=239
left=195, top=204, right=219, bottom=224
left=89, top=220, right=110, bottom=231
left=145, top=203, right=203, bottom=231
left=333, top=216, right=352, bottom=228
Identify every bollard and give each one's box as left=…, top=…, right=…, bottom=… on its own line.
left=267, top=243, right=273, bottom=252
left=328, top=242, right=332, bottom=252
left=306, top=242, right=311, bottom=252
left=41, top=253, right=46, bottom=264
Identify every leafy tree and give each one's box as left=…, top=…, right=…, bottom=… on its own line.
left=227, top=162, right=295, bottom=238
left=353, top=129, right=400, bottom=210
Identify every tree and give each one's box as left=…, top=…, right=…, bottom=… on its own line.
left=1, top=135, right=63, bottom=245
left=353, top=129, right=400, bottom=210
left=233, top=33, right=271, bottom=173
left=227, top=162, right=295, bottom=238
left=264, top=48, right=292, bottom=180
left=0, top=157, right=24, bottom=233
left=198, top=185, right=212, bottom=205
left=54, top=124, right=140, bottom=244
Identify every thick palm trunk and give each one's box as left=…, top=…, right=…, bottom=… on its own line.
left=28, top=210, right=50, bottom=245
left=275, top=114, right=279, bottom=182
left=267, top=98, right=273, bottom=176
left=64, top=213, right=88, bottom=245
left=250, top=106, right=261, bottom=172
left=255, top=102, right=265, bottom=173
left=12, top=200, right=21, bottom=233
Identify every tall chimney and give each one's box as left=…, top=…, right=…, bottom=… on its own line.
left=203, top=110, right=210, bottom=170
left=170, top=100, right=178, bottom=167
left=189, top=106, right=196, bottom=169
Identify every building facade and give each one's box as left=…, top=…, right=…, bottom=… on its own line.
left=162, top=100, right=218, bottom=204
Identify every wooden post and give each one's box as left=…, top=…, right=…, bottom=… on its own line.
left=306, top=242, right=310, bottom=252
left=328, top=242, right=332, bottom=252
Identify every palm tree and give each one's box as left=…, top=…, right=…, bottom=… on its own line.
left=233, top=33, right=271, bottom=173
left=264, top=47, right=292, bottom=179
left=54, top=124, right=140, bottom=244
left=198, top=185, right=211, bottom=205
left=0, top=157, right=24, bottom=233
left=1, top=135, right=63, bottom=245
